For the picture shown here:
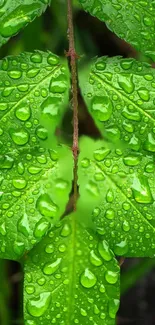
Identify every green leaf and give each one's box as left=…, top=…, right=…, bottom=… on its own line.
left=80, top=56, right=155, bottom=153
left=0, top=51, right=73, bottom=260
left=0, top=0, right=51, bottom=47
left=24, top=215, right=120, bottom=325
left=79, top=0, right=155, bottom=60
left=78, top=137, right=155, bottom=257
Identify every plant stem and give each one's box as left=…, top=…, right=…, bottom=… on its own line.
left=67, top=0, right=79, bottom=211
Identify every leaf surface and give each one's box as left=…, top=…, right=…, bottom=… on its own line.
left=79, top=0, right=155, bottom=60
left=24, top=215, right=120, bottom=325
left=80, top=56, right=155, bottom=153
left=0, top=51, right=73, bottom=260
left=0, top=0, right=51, bottom=47
left=78, top=137, right=155, bottom=257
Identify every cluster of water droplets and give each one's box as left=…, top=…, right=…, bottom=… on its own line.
left=79, top=0, right=155, bottom=60
left=24, top=219, right=120, bottom=324
left=84, top=56, right=155, bottom=154
left=80, top=139, right=155, bottom=257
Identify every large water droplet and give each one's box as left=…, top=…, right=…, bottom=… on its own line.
left=49, top=75, right=67, bottom=93
left=131, top=175, right=153, bottom=204
left=91, top=96, right=112, bottom=122
left=80, top=268, right=97, bottom=288
left=108, top=299, right=120, bottom=319
left=90, top=250, right=102, bottom=266
left=8, top=70, right=22, bottom=79
left=17, top=213, right=30, bottom=237
left=98, top=240, right=112, bottom=261
left=105, top=270, right=118, bottom=284
left=43, top=258, right=62, bottom=275
left=41, top=97, right=60, bottom=118
left=118, top=74, right=134, bottom=94
left=27, top=292, right=51, bottom=317
left=12, top=178, right=27, bottom=189
left=114, top=239, right=128, bottom=255
left=143, top=133, right=155, bottom=152
left=15, top=104, right=31, bottom=121
left=93, top=147, right=110, bottom=161
left=36, top=194, right=58, bottom=218
left=0, top=155, right=14, bottom=169
left=123, top=154, right=141, bottom=166
left=34, top=218, right=50, bottom=238
left=10, top=129, right=29, bottom=145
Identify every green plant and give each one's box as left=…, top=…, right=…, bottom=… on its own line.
left=0, top=0, right=155, bottom=324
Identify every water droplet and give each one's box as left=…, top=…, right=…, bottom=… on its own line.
left=123, top=154, right=141, bottom=166
left=105, top=270, right=118, bottom=284
left=122, top=220, right=130, bottom=232
left=120, top=59, right=133, bottom=70
left=41, top=97, right=60, bottom=118
left=36, top=126, right=48, bottom=140
left=122, top=120, right=134, bottom=133
left=91, top=96, right=112, bottom=121
left=10, top=129, right=29, bottom=145
left=8, top=70, right=22, bottom=79
left=27, top=292, right=51, bottom=317
left=15, top=104, right=31, bottom=121
left=13, top=241, right=25, bottom=256
left=143, top=133, right=155, bottom=152
left=80, top=268, right=97, bottom=288
left=17, top=213, right=30, bottom=237
left=81, top=158, right=90, bottom=168
left=34, top=218, right=50, bottom=238
left=60, top=223, right=71, bottom=237
left=12, top=178, right=27, bottom=189
left=132, top=175, right=153, bottom=203
left=98, top=240, right=112, bottom=261
left=122, top=107, right=141, bottom=121
left=106, top=189, right=114, bottom=202
left=43, top=258, right=62, bottom=275
left=0, top=222, right=6, bottom=236
left=47, top=54, right=59, bottom=65
left=0, top=155, right=14, bottom=169
left=93, top=147, right=110, bottom=161
left=30, top=52, right=42, bottom=63
left=145, top=162, right=155, bottom=173
left=114, top=239, right=128, bottom=255
left=138, top=88, right=150, bottom=101
left=50, top=75, right=67, bottom=93
left=36, top=194, right=58, bottom=219
left=118, top=74, right=134, bottom=94
left=105, top=208, right=115, bottom=220
left=86, top=181, right=99, bottom=196
left=90, top=250, right=102, bottom=266
left=28, top=166, right=42, bottom=174
left=95, top=61, right=106, bottom=70
left=108, top=299, right=119, bottom=319
left=80, top=308, right=87, bottom=316
left=25, top=285, right=35, bottom=295
left=0, top=103, right=8, bottom=111
left=45, top=244, right=54, bottom=254
left=27, top=68, right=40, bottom=78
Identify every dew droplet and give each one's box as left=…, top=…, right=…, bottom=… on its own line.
left=93, top=147, right=110, bottom=161
left=114, top=239, right=128, bottom=255
left=15, top=105, right=31, bottom=121
left=36, top=194, right=58, bottom=218
left=132, top=175, right=153, bottom=204
left=91, top=96, right=112, bottom=121
left=80, top=268, right=97, bottom=288
left=12, top=178, right=27, bottom=189
left=90, top=250, right=102, bottom=266
left=49, top=75, right=67, bottom=93
left=43, top=258, right=62, bottom=275
left=10, top=129, right=29, bottom=145
left=118, top=74, right=134, bottom=94
left=105, top=208, right=115, bottom=220
left=105, top=270, right=118, bottom=284
left=8, top=70, right=22, bottom=79
left=98, top=240, right=112, bottom=261
left=27, top=292, right=51, bottom=317
left=34, top=218, right=50, bottom=238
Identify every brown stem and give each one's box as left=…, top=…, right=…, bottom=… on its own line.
left=67, top=0, right=79, bottom=211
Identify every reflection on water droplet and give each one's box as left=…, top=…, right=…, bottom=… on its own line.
left=50, top=75, right=67, bottom=93
left=36, top=194, right=58, bottom=218
left=47, top=54, right=59, bottom=65
left=105, top=270, right=118, bottom=284
left=43, top=258, right=62, bottom=275
left=8, top=70, right=22, bottom=79
left=27, top=292, right=51, bottom=317
left=30, top=52, right=42, bottom=63
left=90, top=250, right=102, bottom=266
left=123, top=154, right=141, bottom=166
left=34, top=218, right=50, bottom=238
left=10, top=129, right=29, bottom=145
left=132, top=175, right=153, bottom=204
left=91, top=96, right=112, bottom=121
left=15, top=105, right=31, bottom=121
left=12, top=178, right=27, bottom=189
left=118, top=74, right=134, bottom=94
left=98, top=240, right=112, bottom=261
left=80, top=268, right=97, bottom=288
left=0, top=155, right=14, bottom=169
left=114, top=239, right=128, bottom=255
left=143, top=133, right=155, bottom=152
left=93, top=147, right=110, bottom=161
left=105, top=208, right=115, bottom=220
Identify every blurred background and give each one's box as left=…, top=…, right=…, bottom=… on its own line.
left=0, top=1, right=155, bottom=324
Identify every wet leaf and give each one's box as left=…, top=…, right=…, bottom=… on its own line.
left=78, top=137, right=155, bottom=257
left=0, top=51, right=73, bottom=260
left=24, top=215, right=120, bottom=325
left=79, top=0, right=155, bottom=60
left=0, top=0, right=51, bottom=47
left=80, top=56, right=155, bottom=153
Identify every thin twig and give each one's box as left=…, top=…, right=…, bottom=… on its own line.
left=66, top=0, right=79, bottom=211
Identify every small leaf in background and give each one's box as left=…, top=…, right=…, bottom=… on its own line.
left=0, top=51, right=73, bottom=260
left=0, top=0, right=51, bottom=48
left=78, top=137, right=155, bottom=257
left=79, top=0, right=155, bottom=60
left=80, top=56, right=155, bottom=153
left=24, top=214, right=120, bottom=325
